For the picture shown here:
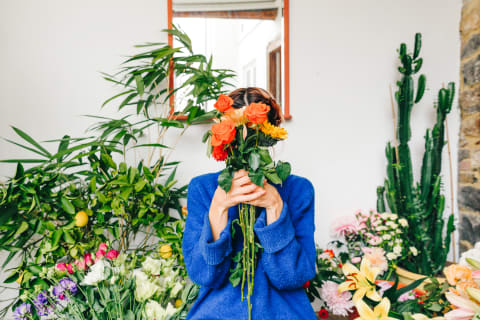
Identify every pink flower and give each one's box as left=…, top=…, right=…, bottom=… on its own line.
left=331, top=216, right=360, bottom=238
left=398, top=290, right=416, bottom=302
left=473, top=270, right=480, bottom=280
left=84, top=253, right=93, bottom=266
left=66, top=263, right=74, bottom=274
left=96, top=250, right=106, bottom=259
left=319, top=280, right=354, bottom=316
left=106, top=250, right=119, bottom=260
left=98, top=243, right=108, bottom=252
left=361, top=247, right=388, bottom=273
left=74, top=259, right=86, bottom=271
left=56, top=263, right=68, bottom=272
left=444, top=292, right=480, bottom=320
left=351, top=257, right=361, bottom=263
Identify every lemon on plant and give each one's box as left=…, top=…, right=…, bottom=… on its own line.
left=175, top=299, right=183, bottom=308
left=16, top=271, right=24, bottom=284
left=159, top=244, right=172, bottom=259
left=75, top=210, right=88, bottom=227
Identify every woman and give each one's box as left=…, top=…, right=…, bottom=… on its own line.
left=182, top=87, right=317, bottom=320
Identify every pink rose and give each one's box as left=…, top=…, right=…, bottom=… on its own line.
left=84, top=253, right=93, bottom=266
left=106, top=250, right=119, bottom=260
left=96, top=249, right=106, bottom=259
left=66, top=263, right=74, bottom=274
left=56, top=263, right=67, bottom=272
left=98, top=243, right=108, bottom=252
left=74, top=259, right=86, bottom=271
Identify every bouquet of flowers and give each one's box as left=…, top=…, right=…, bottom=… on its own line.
left=203, top=93, right=291, bottom=319
left=12, top=243, right=198, bottom=320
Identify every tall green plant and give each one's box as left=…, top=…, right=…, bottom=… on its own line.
left=0, top=26, right=235, bottom=317
left=376, top=33, right=456, bottom=276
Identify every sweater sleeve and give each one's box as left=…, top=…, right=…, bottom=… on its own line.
left=253, top=177, right=316, bottom=290
left=182, top=177, right=233, bottom=288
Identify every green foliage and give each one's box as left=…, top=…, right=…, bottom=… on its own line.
left=1, top=26, right=234, bottom=317
left=377, top=33, right=456, bottom=275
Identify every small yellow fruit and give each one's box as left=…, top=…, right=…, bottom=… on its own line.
left=181, top=205, right=188, bottom=217
left=159, top=244, right=172, bottom=259
left=75, top=211, right=89, bottom=227
left=16, top=271, right=24, bottom=284
left=175, top=299, right=183, bottom=308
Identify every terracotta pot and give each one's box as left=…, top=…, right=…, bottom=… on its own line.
left=395, top=266, right=447, bottom=290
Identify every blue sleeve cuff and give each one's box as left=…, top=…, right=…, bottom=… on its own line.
left=253, top=202, right=295, bottom=253
left=199, top=211, right=232, bottom=265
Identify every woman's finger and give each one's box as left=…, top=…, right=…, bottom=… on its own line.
left=236, top=189, right=266, bottom=203
left=233, top=175, right=252, bottom=187
left=237, top=183, right=260, bottom=195
left=233, top=169, right=248, bottom=180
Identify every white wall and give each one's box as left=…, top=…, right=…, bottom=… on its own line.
left=0, top=0, right=168, bottom=314
left=0, top=0, right=462, bottom=306
left=171, top=0, right=462, bottom=249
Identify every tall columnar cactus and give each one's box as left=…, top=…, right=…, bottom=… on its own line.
left=377, top=33, right=456, bottom=276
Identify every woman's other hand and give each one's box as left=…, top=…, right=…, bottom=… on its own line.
left=209, top=169, right=266, bottom=240
left=247, top=181, right=283, bottom=225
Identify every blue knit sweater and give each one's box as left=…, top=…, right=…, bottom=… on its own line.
left=182, top=171, right=317, bottom=320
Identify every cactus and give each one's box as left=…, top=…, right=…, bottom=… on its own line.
left=376, top=33, right=456, bottom=276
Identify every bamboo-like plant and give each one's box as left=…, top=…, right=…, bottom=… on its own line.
left=376, top=33, right=456, bottom=276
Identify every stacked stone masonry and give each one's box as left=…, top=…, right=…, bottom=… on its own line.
left=459, top=0, right=480, bottom=252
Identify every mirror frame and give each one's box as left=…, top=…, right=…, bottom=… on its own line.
left=167, top=0, right=291, bottom=120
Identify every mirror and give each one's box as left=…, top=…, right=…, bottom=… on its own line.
left=168, top=0, right=291, bottom=119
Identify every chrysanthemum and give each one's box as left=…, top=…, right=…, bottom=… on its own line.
left=260, top=121, right=288, bottom=139
left=320, top=281, right=354, bottom=316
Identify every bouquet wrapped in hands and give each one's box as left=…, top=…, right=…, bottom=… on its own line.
left=203, top=92, right=291, bottom=319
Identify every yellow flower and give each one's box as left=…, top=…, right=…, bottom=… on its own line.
left=75, top=210, right=89, bottom=227
left=181, top=205, right=188, bottom=217
left=411, top=314, right=445, bottom=320
left=159, top=244, right=173, bottom=259
left=338, top=258, right=382, bottom=303
left=175, top=299, right=183, bottom=308
left=260, top=121, right=288, bottom=140
left=355, top=298, right=396, bottom=320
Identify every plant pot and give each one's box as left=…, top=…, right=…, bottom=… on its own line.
left=395, top=266, right=447, bottom=290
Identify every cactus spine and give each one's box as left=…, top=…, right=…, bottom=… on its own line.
left=377, top=33, right=456, bottom=276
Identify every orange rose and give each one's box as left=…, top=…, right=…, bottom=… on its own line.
left=211, top=119, right=236, bottom=147
left=244, top=102, right=270, bottom=125
left=214, top=94, right=234, bottom=112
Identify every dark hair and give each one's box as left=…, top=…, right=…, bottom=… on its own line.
left=228, top=87, right=283, bottom=126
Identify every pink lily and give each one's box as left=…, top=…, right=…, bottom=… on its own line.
left=444, top=292, right=480, bottom=320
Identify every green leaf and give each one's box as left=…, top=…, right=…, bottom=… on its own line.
left=248, top=152, right=261, bottom=171
left=14, top=221, right=29, bottom=237
left=265, top=171, right=282, bottom=185
left=153, top=118, right=185, bottom=128
left=135, top=75, right=145, bottom=96
left=134, top=179, right=147, bottom=192
left=249, top=170, right=264, bottom=187
left=11, top=126, right=51, bottom=157
left=130, top=143, right=170, bottom=149
left=51, top=229, right=63, bottom=247
left=218, top=169, right=233, bottom=192
left=276, top=161, right=291, bottom=181
left=101, top=90, right=134, bottom=108
left=61, top=197, right=75, bottom=215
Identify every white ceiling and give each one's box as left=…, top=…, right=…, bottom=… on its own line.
left=172, top=0, right=282, bottom=12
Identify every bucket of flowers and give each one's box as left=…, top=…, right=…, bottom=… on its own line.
left=12, top=243, right=199, bottom=320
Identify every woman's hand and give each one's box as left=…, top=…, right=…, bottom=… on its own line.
left=209, top=170, right=266, bottom=240
left=247, top=181, right=283, bottom=225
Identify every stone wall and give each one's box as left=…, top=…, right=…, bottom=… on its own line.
left=459, top=0, right=480, bottom=252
